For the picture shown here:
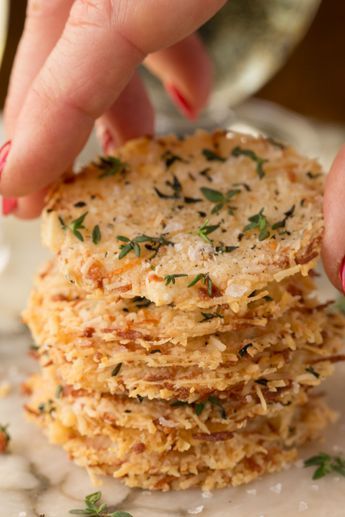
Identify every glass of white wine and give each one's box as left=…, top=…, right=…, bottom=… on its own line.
left=142, top=0, right=321, bottom=134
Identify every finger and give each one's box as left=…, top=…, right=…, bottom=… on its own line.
left=12, top=189, right=49, bottom=219
left=4, top=0, right=74, bottom=136
left=95, top=72, right=154, bottom=154
left=322, top=144, right=345, bottom=291
left=0, top=0, right=225, bottom=198
left=144, top=34, right=213, bottom=119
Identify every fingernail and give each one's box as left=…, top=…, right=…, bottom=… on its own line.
left=165, top=84, right=197, bottom=121
left=0, top=140, right=12, bottom=178
left=2, top=197, right=17, bottom=216
left=339, top=256, right=345, bottom=292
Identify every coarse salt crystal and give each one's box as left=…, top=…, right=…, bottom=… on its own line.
left=298, top=501, right=308, bottom=512
left=225, top=283, right=248, bottom=298
left=208, top=335, right=226, bottom=352
left=187, top=505, right=204, bottom=514
left=158, top=417, right=176, bottom=428
left=270, top=483, right=282, bottom=494
left=202, top=490, right=213, bottom=499
left=246, top=488, right=257, bottom=495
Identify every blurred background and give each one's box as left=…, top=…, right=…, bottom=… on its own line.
left=0, top=0, right=344, bottom=329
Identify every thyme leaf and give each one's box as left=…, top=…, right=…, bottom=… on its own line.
left=97, top=156, right=128, bottom=178
left=271, top=205, right=295, bottom=230
left=162, top=150, right=187, bottom=168
left=92, top=225, right=101, bottom=245
left=70, top=491, right=133, bottom=516
left=117, top=234, right=173, bottom=259
left=202, top=148, right=226, bottom=162
left=197, top=219, right=220, bottom=243
left=154, top=174, right=182, bottom=199
left=304, top=453, right=345, bottom=480
left=305, top=366, right=320, bottom=378
left=243, top=208, right=270, bottom=241
left=164, top=274, right=188, bottom=286
left=214, top=244, right=238, bottom=254
left=111, top=363, right=122, bottom=377
left=200, top=312, right=223, bottom=322
left=200, top=187, right=241, bottom=214
left=133, top=296, right=152, bottom=308
left=188, top=273, right=213, bottom=296
left=231, top=146, right=267, bottom=179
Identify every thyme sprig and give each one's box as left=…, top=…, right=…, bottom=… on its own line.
left=70, top=491, right=133, bottom=516
left=231, top=146, right=267, bottom=179
left=304, top=453, right=345, bottom=480
left=117, top=234, right=172, bottom=259
left=243, top=208, right=270, bottom=241
left=97, top=156, right=128, bottom=178
left=188, top=273, right=213, bottom=296
left=164, top=274, right=188, bottom=285
left=154, top=175, right=182, bottom=199
left=197, top=219, right=220, bottom=243
left=59, top=212, right=88, bottom=242
left=200, top=186, right=240, bottom=214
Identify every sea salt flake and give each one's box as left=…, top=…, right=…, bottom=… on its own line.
left=188, top=505, right=204, bottom=514
left=270, top=483, right=282, bottom=494
left=298, top=501, right=308, bottom=512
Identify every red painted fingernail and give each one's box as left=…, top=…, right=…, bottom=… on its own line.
left=0, top=140, right=12, bottom=178
left=339, top=257, right=345, bottom=292
left=101, top=128, right=115, bottom=155
left=165, top=84, right=197, bottom=121
left=2, top=197, right=17, bottom=216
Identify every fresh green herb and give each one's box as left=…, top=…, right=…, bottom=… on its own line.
left=0, top=424, right=10, bottom=452
left=197, top=219, right=220, bottom=243
left=97, top=156, right=128, bottom=178
left=58, top=216, right=67, bottom=230
left=55, top=385, right=63, bottom=398
left=238, top=343, right=253, bottom=358
left=200, top=186, right=240, bottom=214
left=111, top=363, right=122, bottom=377
left=74, top=201, right=87, bottom=208
left=133, top=296, right=152, bottom=308
left=271, top=205, right=295, bottom=230
left=154, top=175, right=182, bottom=199
left=117, top=234, right=172, bottom=259
left=70, top=491, right=133, bottom=516
left=304, top=453, right=345, bottom=480
left=208, top=396, right=227, bottom=419
left=164, top=274, right=188, bottom=285
left=70, top=212, right=88, bottom=242
left=305, top=366, right=320, bottom=378
left=92, top=225, right=101, bottom=245
left=162, top=150, right=186, bottom=168
left=194, top=402, right=205, bottom=416
left=263, top=295, right=273, bottom=302
left=306, top=171, right=322, bottom=180
left=137, top=395, right=144, bottom=403
left=231, top=146, right=267, bottom=179
left=200, top=312, right=224, bottom=322
left=243, top=208, right=270, bottom=241
left=202, top=148, right=226, bottom=162
left=170, top=400, right=189, bottom=408
left=214, top=244, right=238, bottom=254
left=188, top=273, right=213, bottom=296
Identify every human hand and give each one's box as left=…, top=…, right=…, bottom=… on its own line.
left=322, top=145, right=345, bottom=292
left=0, top=0, right=226, bottom=218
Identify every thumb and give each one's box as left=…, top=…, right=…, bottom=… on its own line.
left=322, top=144, right=345, bottom=291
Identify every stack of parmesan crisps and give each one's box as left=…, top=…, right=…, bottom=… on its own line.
left=23, top=130, right=345, bottom=491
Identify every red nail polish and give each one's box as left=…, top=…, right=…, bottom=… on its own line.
left=2, top=197, right=17, bottom=216
left=0, top=140, right=11, bottom=177
left=339, top=256, right=345, bottom=292
left=165, top=84, right=197, bottom=121
left=102, top=129, right=114, bottom=155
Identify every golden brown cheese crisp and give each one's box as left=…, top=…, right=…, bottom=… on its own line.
left=42, top=131, right=324, bottom=310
